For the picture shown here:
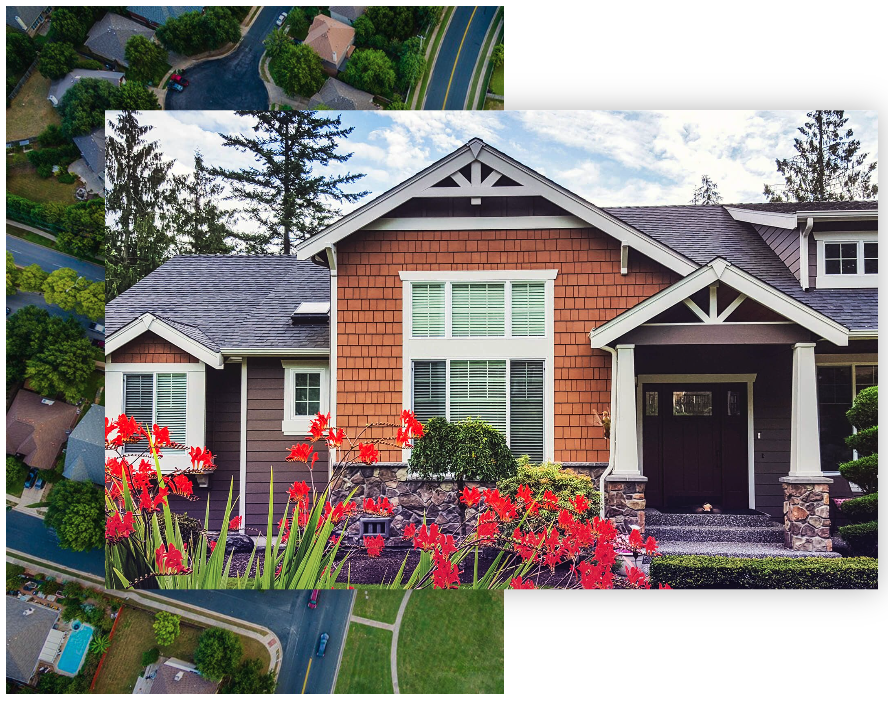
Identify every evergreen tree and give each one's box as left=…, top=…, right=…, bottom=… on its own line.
left=168, top=151, right=238, bottom=255
left=764, top=110, right=878, bottom=202
left=105, top=111, right=173, bottom=299
left=691, top=175, right=722, bottom=205
left=209, top=111, right=367, bottom=255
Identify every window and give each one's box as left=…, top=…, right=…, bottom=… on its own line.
left=282, top=362, right=329, bottom=435
left=817, top=363, right=878, bottom=473
left=863, top=243, right=878, bottom=274
left=452, top=283, right=505, bottom=337
left=123, top=373, right=187, bottom=448
left=411, top=359, right=546, bottom=461
left=411, top=283, right=444, bottom=338
left=824, top=242, right=858, bottom=275
left=815, top=235, right=878, bottom=288
left=511, top=283, right=546, bottom=336
left=672, top=391, right=712, bottom=416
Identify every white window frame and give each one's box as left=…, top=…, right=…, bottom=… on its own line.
left=814, top=232, right=878, bottom=289
left=104, top=362, right=206, bottom=474
left=282, top=360, right=330, bottom=435
left=401, top=270, right=557, bottom=462
left=814, top=355, right=878, bottom=475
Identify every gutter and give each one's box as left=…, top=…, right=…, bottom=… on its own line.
left=800, top=216, right=813, bottom=290
left=597, top=345, right=618, bottom=518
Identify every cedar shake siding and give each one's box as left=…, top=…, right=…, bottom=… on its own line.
left=336, top=226, right=680, bottom=463
left=110, top=331, right=198, bottom=364
left=167, top=364, right=241, bottom=526
left=244, top=357, right=329, bottom=529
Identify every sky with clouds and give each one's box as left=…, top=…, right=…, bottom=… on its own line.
left=112, top=110, right=878, bottom=218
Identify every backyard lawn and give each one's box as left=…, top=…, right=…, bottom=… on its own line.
left=333, top=623, right=393, bottom=694
left=6, top=72, right=61, bottom=143
left=397, top=590, right=504, bottom=694
left=6, top=154, right=78, bottom=204
left=351, top=589, right=404, bottom=624
left=92, top=606, right=270, bottom=694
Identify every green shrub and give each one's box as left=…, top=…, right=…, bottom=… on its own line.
left=846, top=386, right=877, bottom=431
left=498, top=457, right=601, bottom=532
left=141, top=648, right=160, bottom=666
left=840, top=493, right=877, bottom=522
left=649, top=555, right=878, bottom=589
left=6, top=456, right=28, bottom=489
left=57, top=170, right=77, bottom=184
left=839, top=454, right=878, bottom=495
left=846, top=425, right=877, bottom=456
left=6, top=563, right=26, bottom=593
left=40, top=578, right=62, bottom=596
left=838, top=521, right=878, bottom=557
left=37, top=125, right=70, bottom=148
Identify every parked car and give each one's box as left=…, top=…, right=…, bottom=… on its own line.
left=89, top=322, right=104, bottom=333
left=24, top=468, right=38, bottom=489
left=308, top=589, right=319, bottom=609
left=91, top=338, right=105, bottom=349
left=276, top=12, right=287, bottom=26
left=168, top=82, right=184, bottom=93
left=170, top=73, right=189, bottom=87
left=34, top=475, right=46, bottom=490
left=316, top=633, right=329, bottom=657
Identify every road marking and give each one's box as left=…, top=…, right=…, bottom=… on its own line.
left=442, top=6, right=478, bottom=109
left=301, top=658, right=312, bottom=694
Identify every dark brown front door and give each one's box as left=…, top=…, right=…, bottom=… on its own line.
left=642, top=383, right=748, bottom=510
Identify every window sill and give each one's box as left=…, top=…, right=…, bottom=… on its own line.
left=282, top=418, right=312, bottom=436
left=816, top=275, right=878, bottom=289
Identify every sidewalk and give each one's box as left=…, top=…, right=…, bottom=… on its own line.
left=6, top=218, right=58, bottom=242
left=5, top=549, right=285, bottom=680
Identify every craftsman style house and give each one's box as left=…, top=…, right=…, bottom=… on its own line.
left=105, top=139, right=877, bottom=552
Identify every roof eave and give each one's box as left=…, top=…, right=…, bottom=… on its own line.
left=105, top=313, right=225, bottom=369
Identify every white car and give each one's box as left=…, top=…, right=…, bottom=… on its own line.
left=276, top=12, right=286, bottom=27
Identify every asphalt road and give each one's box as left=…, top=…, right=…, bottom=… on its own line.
left=424, top=6, right=498, bottom=109
left=6, top=234, right=104, bottom=282
left=164, top=7, right=291, bottom=110
left=5, top=512, right=353, bottom=694
left=7, top=290, right=105, bottom=341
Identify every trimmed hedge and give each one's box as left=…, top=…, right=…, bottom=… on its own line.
left=649, top=555, right=878, bottom=589
left=839, top=454, right=878, bottom=495
left=838, top=521, right=878, bottom=558
left=846, top=425, right=877, bottom=456
left=840, top=493, right=878, bottom=522
left=846, top=386, right=877, bottom=431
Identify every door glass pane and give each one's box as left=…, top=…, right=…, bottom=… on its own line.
left=672, top=391, right=712, bottom=416
left=293, top=372, right=322, bottom=416
left=817, top=366, right=853, bottom=473
left=645, top=391, right=658, bottom=416
left=727, top=390, right=741, bottom=416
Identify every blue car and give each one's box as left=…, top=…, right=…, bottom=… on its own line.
left=168, top=82, right=183, bottom=92
left=316, top=633, right=329, bottom=657
left=35, top=475, right=46, bottom=490
left=24, top=469, right=38, bottom=489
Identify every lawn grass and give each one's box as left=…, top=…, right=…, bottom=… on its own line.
left=6, top=156, right=78, bottom=204
left=484, top=97, right=503, bottom=111
left=333, top=623, right=393, bottom=694
left=397, top=590, right=504, bottom=694
left=7, top=223, right=59, bottom=251
left=7, top=468, right=26, bottom=497
left=351, top=589, right=404, bottom=625
left=6, top=72, right=61, bottom=143
left=489, top=64, right=504, bottom=96
left=415, top=6, right=454, bottom=108
left=92, top=606, right=270, bottom=694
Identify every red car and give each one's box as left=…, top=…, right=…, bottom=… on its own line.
left=170, top=74, right=189, bottom=87
left=308, top=589, right=319, bottom=609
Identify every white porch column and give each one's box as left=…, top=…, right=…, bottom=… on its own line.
left=788, top=342, right=824, bottom=477
left=612, top=344, right=641, bottom=477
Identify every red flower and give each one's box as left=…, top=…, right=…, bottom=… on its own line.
left=395, top=427, right=413, bottom=448
left=516, top=484, right=533, bottom=504
left=658, top=582, right=673, bottom=590
left=510, top=576, right=536, bottom=589
left=357, top=442, right=379, bottom=465
left=115, top=414, right=145, bottom=444
left=169, top=474, right=193, bottom=497
left=459, top=486, right=482, bottom=507
left=626, top=566, right=650, bottom=589
left=152, top=424, right=172, bottom=448
left=413, top=524, right=441, bottom=551
left=208, top=539, right=217, bottom=551
left=286, top=443, right=313, bottom=463
left=628, top=528, right=645, bottom=551
left=229, top=515, right=243, bottom=530
left=326, top=427, right=346, bottom=448
left=644, top=535, right=659, bottom=556
left=155, top=544, right=187, bottom=574
left=308, top=412, right=331, bottom=441
left=363, top=497, right=378, bottom=513
left=475, top=511, right=499, bottom=543
left=570, top=494, right=590, bottom=514
left=402, top=523, right=417, bottom=539
left=541, top=490, right=559, bottom=511
left=557, top=508, right=575, bottom=529
left=138, top=488, right=156, bottom=512
left=105, top=511, right=135, bottom=541
left=287, top=480, right=311, bottom=504
left=431, top=554, right=460, bottom=589
left=152, top=485, right=169, bottom=510
left=188, top=446, right=215, bottom=470
left=400, top=409, right=424, bottom=438
left=364, top=535, right=385, bottom=557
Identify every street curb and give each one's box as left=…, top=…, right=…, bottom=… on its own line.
left=330, top=587, right=356, bottom=694
left=417, top=9, right=456, bottom=109
left=466, top=12, right=503, bottom=110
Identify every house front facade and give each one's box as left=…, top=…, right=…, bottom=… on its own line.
left=106, top=139, right=877, bottom=553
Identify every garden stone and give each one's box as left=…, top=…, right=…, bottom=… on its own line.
left=224, top=534, right=255, bottom=554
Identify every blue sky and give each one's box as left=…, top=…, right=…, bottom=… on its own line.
left=119, top=110, right=878, bottom=213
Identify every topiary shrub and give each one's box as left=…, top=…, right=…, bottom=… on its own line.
left=846, top=386, right=877, bottom=430
left=498, top=456, right=601, bottom=533
left=838, top=521, right=878, bottom=558
left=840, top=385, right=878, bottom=495
left=840, top=492, right=877, bottom=522
left=840, top=455, right=878, bottom=495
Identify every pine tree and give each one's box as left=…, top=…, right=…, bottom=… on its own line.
left=105, top=111, right=174, bottom=299
left=168, top=151, right=238, bottom=255
left=763, top=110, right=878, bottom=202
left=691, top=175, right=722, bottom=205
left=209, top=111, right=368, bottom=255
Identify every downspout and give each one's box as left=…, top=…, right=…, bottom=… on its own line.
left=598, top=345, right=618, bottom=518
left=326, top=245, right=338, bottom=479
left=800, top=217, right=813, bottom=290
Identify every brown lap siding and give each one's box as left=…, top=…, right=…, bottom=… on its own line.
left=336, top=227, right=679, bottom=463
left=109, top=331, right=199, bottom=364
left=244, top=357, right=329, bottom=531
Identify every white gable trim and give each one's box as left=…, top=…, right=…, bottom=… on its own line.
left=725, top=207, right=797, bottom=230
left=588, top=258, right=849, bottom=348
left=105, top=313, right=225, bottom=369
left=295, top=139, right=697, bottom=276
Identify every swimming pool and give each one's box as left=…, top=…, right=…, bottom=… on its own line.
left=56, top=621, right=95, bottom=676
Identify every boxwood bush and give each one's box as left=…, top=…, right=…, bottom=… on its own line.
left=649, top=555, right=878, bottom=589
left=838, top=521, right=878, bottom=558
left=840, top=492, right=877, bottom=522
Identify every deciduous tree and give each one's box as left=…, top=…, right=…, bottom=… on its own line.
left=342, top=48, right=396, bottom=97
left=58, top=78, right=115, bottom=137
left=110, top=80, right=161, bottom=110
left=38, top=41, right=77, bottom=79
left=263, top=27, right=290, bottom=59
left=220, top=659, right=276, bottom=694
left=153, top=612, right=181, bottom=646
left=77, top=281, right=105, bottom=320
left=194, top=628, right=242, bottom=682
left=44, top=480, right=104, bottom=552
left=47, top=7, right=89, bottom=46
left=6, top=30, right=36, bottom=75
left=6, top=252, right=19, bottom=295
left=273, top=42, right=325, bottom=98
left=124, top=34, right=168, bottom=85
left=17, top=264, right=48, bottom=292
left=42, top=267, right=85, bottom=312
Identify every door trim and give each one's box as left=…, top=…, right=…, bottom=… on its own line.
left=636, top=373, right=757, bottom=509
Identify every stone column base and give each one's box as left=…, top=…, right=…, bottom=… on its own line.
left=604, top=476, right=647, bottom=533
left=780, top=477, right=833, bottom=552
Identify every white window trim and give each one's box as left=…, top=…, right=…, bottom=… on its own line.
left=105, top=362, right=206, bottom=474
left=281, top=360, right=330, bottom=435
left=813, top=232, right=878, bottom=289
left=402, top=270, right=556, bottom=463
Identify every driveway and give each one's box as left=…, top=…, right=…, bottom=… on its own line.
left=424, top=6, right=498, bottom=109
left=6, top=233, right=104, bottom=282
left=164, top=7, right=292, bottom=110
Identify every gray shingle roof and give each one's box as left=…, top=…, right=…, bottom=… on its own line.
left=6, top=6, right=46, bottom=31
left=107, top=255, right=331, bottom=350
left=6, top=596, right=59, bottom=684
left=604, top=204, right=878, bottom=331
left=723, top=200, right=878, bottom=213
left=63, top=404, right=105, bottom=485
left=125, top=6, right=203, bottom=26
left=309, top=77, right=378, bottom=111
left=85, top=12, right=155, bottom=66
left=72, top=128, right=105, bottom=179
